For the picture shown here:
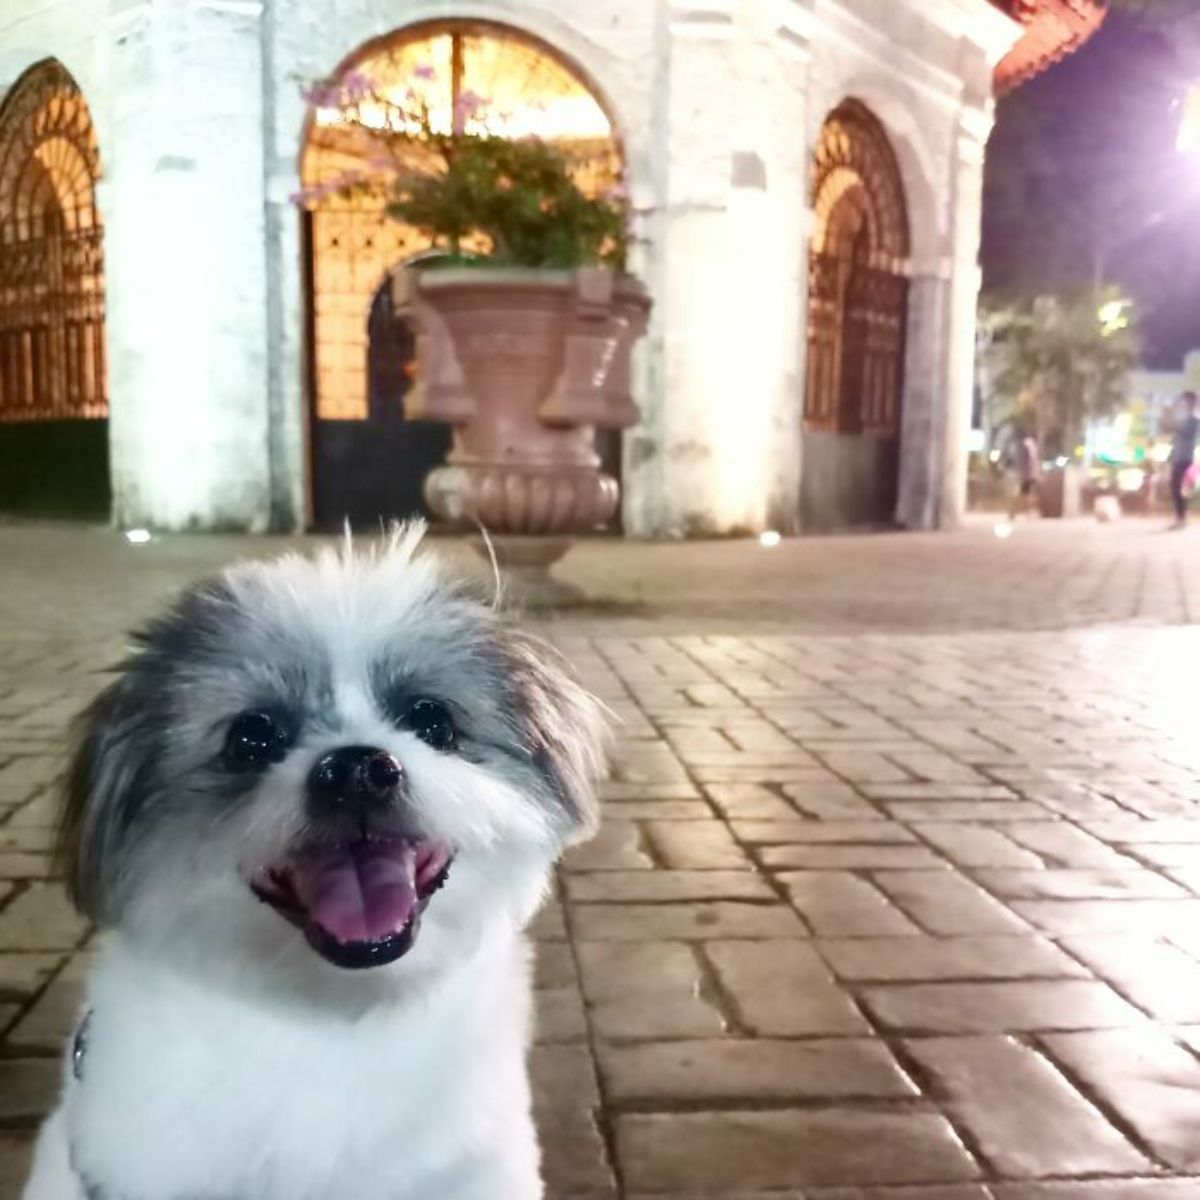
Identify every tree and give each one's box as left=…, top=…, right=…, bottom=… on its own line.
left=979, top=289, right=1140, bottom=459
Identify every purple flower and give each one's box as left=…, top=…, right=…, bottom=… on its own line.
left=300, top=81, right=340, bottom=108
left=340, top=70, right=372, bottom=100
left=454, top=90, right=488, bottom=119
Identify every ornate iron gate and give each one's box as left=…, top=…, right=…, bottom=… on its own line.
left=0, top=60, right=106, bottom=422
left=0, top=60, right=107, bottom=515
left=802, top=100, right=909, bottom=527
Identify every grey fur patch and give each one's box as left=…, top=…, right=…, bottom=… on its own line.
left=57, top=576, right=335, bottom=920
left=58, top=577, right=246, bottom=920
left=367, top=593, right=607, bottom=837
left=486, top=630, right=607, bottom=840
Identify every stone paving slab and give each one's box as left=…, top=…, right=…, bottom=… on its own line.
left=6, top=520, right=1200, bottom=1196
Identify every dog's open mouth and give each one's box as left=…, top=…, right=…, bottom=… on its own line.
left=251, top=838, right=453, bottom=970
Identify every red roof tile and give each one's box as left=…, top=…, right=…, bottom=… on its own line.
left=989, top=0, right=1107, bottom=93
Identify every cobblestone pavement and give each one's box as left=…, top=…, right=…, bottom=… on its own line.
left=5, top=519, right=1200, bottom=1197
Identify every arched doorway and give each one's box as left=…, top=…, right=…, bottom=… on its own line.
left=299, top=21, right=623, bottom=531
left=802, top=99, right=910, bottom=530
left=0, top=59, right=108, bottom=517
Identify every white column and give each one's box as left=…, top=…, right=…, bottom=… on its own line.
left=761, top=9, right=810, bottom=534
left=938, top=103, right=990, bottom=529
left=622, top=0, right=806, bottom=537
left=897, top=269, right=951, bottom=530
left=104, top=0, right=272, bottom=531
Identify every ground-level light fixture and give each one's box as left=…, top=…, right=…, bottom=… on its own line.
left=125, top=529, right=152, bottom=545
left=759, top=530, right=782, bottom=548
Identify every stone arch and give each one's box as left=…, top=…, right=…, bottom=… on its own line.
left=0, top=58, right=109, bottom=516
left=282, top=4, right=638, bottom=186
left=817, top=76, right=945, bottom=264
left=801, top=97, right=911, bottom=529
left=296, top=18, right=626, bottom=529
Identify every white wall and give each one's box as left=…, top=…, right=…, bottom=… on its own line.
left=2, top=0, right=276, bottom=532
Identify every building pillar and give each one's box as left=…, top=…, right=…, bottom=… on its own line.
left=938, top=103, right=990, bottom=529
left=103, top=0, right=272, bottom=531
left=622, top=0, right=806, bottom=537
left=897, top=270, right=951, bottom=530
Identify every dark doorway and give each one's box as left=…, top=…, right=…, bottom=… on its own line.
left=0, top=60, right=109, bottom=518
left=309, top=278, right=451, bottom=531
left=801, top=100, right=909, bottom=531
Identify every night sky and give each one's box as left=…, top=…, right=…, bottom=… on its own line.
left=981, top=8, right=1200, bottom=368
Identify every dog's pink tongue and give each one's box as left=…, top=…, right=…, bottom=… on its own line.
left=292, top=843, right=418, bottom=943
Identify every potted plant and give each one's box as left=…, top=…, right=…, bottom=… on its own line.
left=296, top=68, right=650, bottom=601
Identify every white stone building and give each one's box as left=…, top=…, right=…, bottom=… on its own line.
left=0, top=0, right=1099, bottom=535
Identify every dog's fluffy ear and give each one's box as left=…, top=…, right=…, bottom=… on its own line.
left=57, top=669, right=161, bottom=922
left=496, top=632, right=608, bottom=842
left=57, top=576, right=234, bottom=919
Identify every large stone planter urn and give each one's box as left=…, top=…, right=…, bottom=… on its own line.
left=393, top=266, right=651, bottom=603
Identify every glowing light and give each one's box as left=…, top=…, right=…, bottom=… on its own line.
left=1098, top=299, right=1130, bottom=336
left=1055, top=456, right=1069, bottom=468
left=125, top=528, right=152, bottom=545
left=993, top=520, right=1013, bottom=539
left=1153, top=443, right=1172, bottom=464
left=1178, top=86, right=1200, bottom=154
left=1094, top=413, right=1134, bottom=465
left=967, top=428, right=986, bottom=453
left=988, top=449, right=1002, bottom=464
left=759, top=530, right=781, bottom=548
left=1116, top=468, right=1145, bottom=493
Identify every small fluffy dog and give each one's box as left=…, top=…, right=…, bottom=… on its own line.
left=23, top=526, right=604, bottom=1200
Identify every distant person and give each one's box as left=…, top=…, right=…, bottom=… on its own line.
left=1168, top=390, right=1199, bottom=530
left=1007, top=427, right=1041, bottom=520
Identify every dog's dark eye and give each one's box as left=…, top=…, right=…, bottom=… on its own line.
left=401, top=698, right=457, bottom=752
left=223, top=711, right=291, bottom=771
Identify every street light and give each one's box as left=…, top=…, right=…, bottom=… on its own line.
left=1177, top=85, right=1200, bottom=153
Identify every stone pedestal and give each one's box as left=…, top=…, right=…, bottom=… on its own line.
left=396, top=266, right=649, bottom=602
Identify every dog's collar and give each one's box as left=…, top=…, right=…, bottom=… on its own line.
left=70, top=1010, right=105, bottom=1199
left=73, top=1007, right=93, bottom=1081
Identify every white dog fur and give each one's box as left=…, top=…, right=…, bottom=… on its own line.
left=22, top=526, right=605, bottom=1200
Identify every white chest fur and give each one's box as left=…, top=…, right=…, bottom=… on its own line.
left=64, top=939, right=542, bottom=1200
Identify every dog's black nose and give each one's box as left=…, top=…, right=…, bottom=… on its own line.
left=308, top=746, right=404, bottom=811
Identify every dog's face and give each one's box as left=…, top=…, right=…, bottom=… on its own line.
left=59, top=529, right=604, bottom=1003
